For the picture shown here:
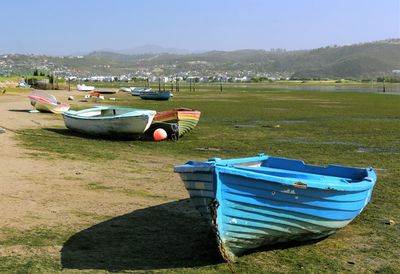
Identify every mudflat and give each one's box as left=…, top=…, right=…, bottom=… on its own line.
left=0, top=90, right=203, bottom=270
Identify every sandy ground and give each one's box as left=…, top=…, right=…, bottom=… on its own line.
left=0, top=90, right=218, bottom=272
left=0, top=89, right=188, bottom=231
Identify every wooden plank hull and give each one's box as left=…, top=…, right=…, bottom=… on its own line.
left=63, top=106, right=156, bottom=137
left=140, top=90, right=171, bottom=100
left=29, top=94, right=70, bottom=114
left=154, top=108, right=201, bottom=136
left=174, top=154, right=377, bottom=261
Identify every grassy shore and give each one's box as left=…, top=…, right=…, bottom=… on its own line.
left=4, top=87, right=400, bottom=273
left=76, top=79, right=400, bottom=87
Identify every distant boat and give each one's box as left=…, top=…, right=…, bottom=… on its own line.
left=76, top=84, right=95, bottom=92
left=119, top=87, right=132, bottom=92
left=140, top=89, right=171, bottom=100
left=17, top=82, right=31, bottom=88
left=28, top=90, right=70, bottom=114
left=63, top=106, right=156, bottom=137
left=153, top=108, right=201, bottom=137
left=131, top=87, right=149, bottom=96
left=174, top=154, right=377, bottom=261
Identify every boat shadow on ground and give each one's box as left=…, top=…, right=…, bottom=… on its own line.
left=44, top=128, right=144, bottom=141
left=61, top=199, right=221, bottom=272
left=8, top=109, right=34, bottom=112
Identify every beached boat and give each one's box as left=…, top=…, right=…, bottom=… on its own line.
left=63, top=106, right=156, bottom=137
left=119, top=87, right=132, bottom=92
left=174, top=154, right=377, bottom=261
left=140, top=89, right=171, bottom=100
left=153, top=108, right=201, bottom=137
left=17, top=81, right=31, bottom=88
left=76, top=84, right=95, bottom=92
left=131, top=87, right=149, bottom=96
left=28, top=90, right=70, bottom=114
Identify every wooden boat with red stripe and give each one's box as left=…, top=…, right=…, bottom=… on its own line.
left=153, top=108, right=201, bottom=137
left=28, top=90, right=70, bottom=114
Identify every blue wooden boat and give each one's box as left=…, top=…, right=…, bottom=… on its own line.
left=174, top=154, right=377, bottom=261
left=140, top=89, right=171, bottom=101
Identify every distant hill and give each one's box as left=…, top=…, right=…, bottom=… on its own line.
left=1, top=39, right=399, bottom=79
left=85, top=39, right=400, bottom=78
left=116, top=44, right=190, bottom=55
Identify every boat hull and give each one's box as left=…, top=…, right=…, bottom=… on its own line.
left=63, top=107, right=156, bottom=137
left=131, top=87, right=147, bottom=96
left=140, top=90, right=171, bottom=100
left=174, top=154, right=376, bottom=261
left=29, top=95, right=70, bottom=114
left=154, top=108, right=201, bottom=136
left=76, top=84, right=95, bottom=92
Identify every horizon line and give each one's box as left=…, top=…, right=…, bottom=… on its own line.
left=1, top=38, right=399, bottom=57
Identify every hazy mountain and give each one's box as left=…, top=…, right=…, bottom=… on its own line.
left=117, top=44, right=190, bottom=55
left=2, top=39, right=399, bottom=79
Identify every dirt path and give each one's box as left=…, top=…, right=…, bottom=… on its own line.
left=0, top=89, right=188, bottom=231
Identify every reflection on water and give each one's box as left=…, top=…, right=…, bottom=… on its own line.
left=261, top=84, right=400, bottom=94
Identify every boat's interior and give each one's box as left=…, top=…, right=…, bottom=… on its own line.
left=77, top=108, right=133, bottom=117
left=98, top=108, right=131, bottom=117
left=233, top=157, right=368, bottom=182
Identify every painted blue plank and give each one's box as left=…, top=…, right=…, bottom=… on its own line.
left=219, top=175, right=370, bottom=211
left=174, top=153, right=377, bottom=260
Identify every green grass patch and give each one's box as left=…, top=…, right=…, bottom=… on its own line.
left=0, top=255, right=61, bottom=274
left=86, top=182, right=114, bottom=191
left=0, top=227, right=68, bottom=247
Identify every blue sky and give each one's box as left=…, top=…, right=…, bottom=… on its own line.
left=0, top=0, right=399, bottom=55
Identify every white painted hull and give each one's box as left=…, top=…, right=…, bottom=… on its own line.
left=63, top=107, right=156, bottom=137
left=29, top=98, right=70, bottom=114
left=76, top=84, right=95, bottom=92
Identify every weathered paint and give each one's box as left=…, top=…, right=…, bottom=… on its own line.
left=174, top=153, right=377, bottom=260
left=153, top=108, right=201, bottom=137
left=63, top=106, right=156, bottom=136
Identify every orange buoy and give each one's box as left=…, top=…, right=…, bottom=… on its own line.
left=153, top=128, right=167, bottom=141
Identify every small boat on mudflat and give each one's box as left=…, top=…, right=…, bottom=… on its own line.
left=63, top=106, right=156, bottom=137
left=174, top=154, right=377, bottom=261
left=76, top=84, right=95, bottom=92
left=130, top=87, right=149, bottom=96
left=130, top=87, right=151, bottom=96
left=119, top=87, right=132, bottom=93
left=140, top=89, right=171, bottom=100
left=153, top=108, right=201, bottom=137
left=28, top=90, right=70, bottom=114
